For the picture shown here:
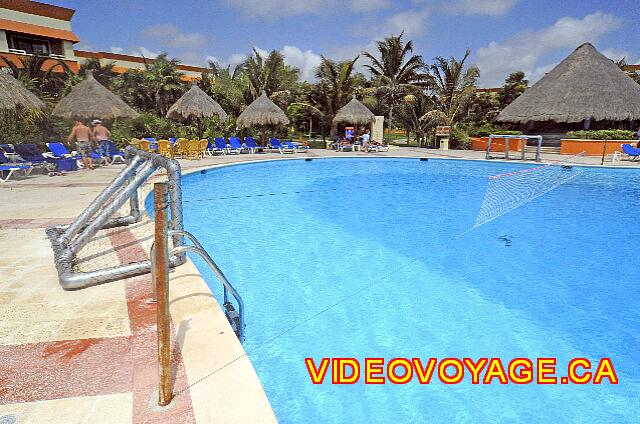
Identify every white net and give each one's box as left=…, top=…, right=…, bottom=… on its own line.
left=457, top=154, right=585, bottom=237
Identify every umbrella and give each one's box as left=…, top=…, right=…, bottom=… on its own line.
left=237, top=91, right=289, bottom=128
left=332, top=95, right=375, bottom=125
left=52, top=70, right=138, bottom=120
left=497, top=43, right=640, bottom=124
left=0, top=71, right=45, bottom=110
left=166, top=83, right=227, bottom=121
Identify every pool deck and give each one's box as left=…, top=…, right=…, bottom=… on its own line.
left=1, top=147, right=637, bottom=423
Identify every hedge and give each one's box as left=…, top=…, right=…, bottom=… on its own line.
left=565, top=130, right=636, bottom=140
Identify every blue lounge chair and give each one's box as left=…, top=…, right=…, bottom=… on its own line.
left=46, top=141, right=99, bottom=168
left=283, top=140, right=309, bottom=152
left=268, top=138, right=295, bottom=154
left=228, top=137, right=248, bottom=154
left=104, top=141, right=126, bottom=164
left=243, top=137, right=263, bottom=153
left=621, top=144, right=640, bottom=161
left=214, top=138, right=230, bottom=154
left=0, top=144, right=16, bottom=157
left=0, top=151, right=32, bottom=181
left=47, top=142, right=77, bottom=159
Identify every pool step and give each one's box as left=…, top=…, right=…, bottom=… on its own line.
left=224, top=301, right=242, bottom=340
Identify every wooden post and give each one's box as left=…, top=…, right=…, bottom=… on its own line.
left=154, top=182, right=172, bottom=406
left=600, top=138, right=608, bottom=165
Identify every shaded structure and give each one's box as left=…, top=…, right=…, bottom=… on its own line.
left=332, top=95, right=375, bottom=126
left=166, top=83, right=227, bottom=121
left=237, top=91, right=289, bottom=128
left=0, top=72, right=45, bottom=110
left=52, top=71, right=138, bottom=120
left=497, top=43, right=640, bottom=144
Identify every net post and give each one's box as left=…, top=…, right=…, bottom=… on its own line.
left=154, top=182, right=172, bottom=406
left=505, top=137, right=510, bottom=160
left=486, top=134, right=493, bottom=159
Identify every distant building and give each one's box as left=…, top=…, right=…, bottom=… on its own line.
left=0, top=0, right=206, bottom=80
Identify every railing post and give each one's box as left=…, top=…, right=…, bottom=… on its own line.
left=154, top=182, right=172, bottom=406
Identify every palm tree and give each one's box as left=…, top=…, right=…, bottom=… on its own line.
left=363, top=33, right=429, bottom=143
left=141, top=53, right=186, bottom=116
left=241, top=48, right=299, bottom=104
left=428, top=49, right=479, bottom=125
left=310, top=55, right=360, bottom=135
left=0, top=54, right=69, bottom=101
left=199, top=60, right=247, bottom=117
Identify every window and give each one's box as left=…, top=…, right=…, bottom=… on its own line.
left=9, top=34, right=51, bottom=56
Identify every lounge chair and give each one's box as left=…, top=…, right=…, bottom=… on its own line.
left=104, top=141, right=126, bottom=164
left=214, top=138, right=230, bottom=154
left=46, top=141, right=99, bottom=168
left=243, top=137, right=263, bottom=153
left=268, top=138, right=295, bottom=154
left=621, top=144, right=640, bottom=161
left=283, top=140, right=309, bottom=152
left=14, top=144, right=60, bottom=170
left=0, top=151, right=32, bottom=182
left=0, top=144, right=16, bottom=158
left=228, top=137, right=249, bottom=154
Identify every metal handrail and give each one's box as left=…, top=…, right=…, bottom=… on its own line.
left=150, top=229, right=245, bottom=340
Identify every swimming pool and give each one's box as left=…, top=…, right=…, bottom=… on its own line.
left=177, top=158, right=640, bottom=423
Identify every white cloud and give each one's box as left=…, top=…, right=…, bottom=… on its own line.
left=601, top=48, right=640, bottom=65
left=446, top=0, right=518, bottom=16
left=282, top=45, right=323, bottom=81
left=109, top=46, right=160, bottom=58
left=475, top=12, right=623, bottom=86
left=141, top=24, right=206, bottom=49
left=208, top=46, right=322, bottom=81
left=382, top=9, right=430, bottom=38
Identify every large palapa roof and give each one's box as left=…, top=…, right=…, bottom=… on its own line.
left=497, top=43, right=640, bottom=124
left=332, top=95, right=375, bottom=125
left=0, top=71, right=45, bottom=110
left=166, top=83, right=227, bottom=121
left=237, top=91, right=289, bottom=127
left=52, top=71, right=139, bottom=120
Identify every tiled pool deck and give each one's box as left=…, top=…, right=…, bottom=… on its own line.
left=0, top=147, right=637, bottom=423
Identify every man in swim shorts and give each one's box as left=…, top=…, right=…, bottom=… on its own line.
left=68, top=120, right=94, bottom=169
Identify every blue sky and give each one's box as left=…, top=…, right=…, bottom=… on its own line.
left=54, top=0, right=639, bottom=86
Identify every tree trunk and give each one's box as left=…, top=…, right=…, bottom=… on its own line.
left=387, top=105, right=394, bottom=145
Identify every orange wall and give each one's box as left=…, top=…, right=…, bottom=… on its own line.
left=560, top=139, right=637, bottom=156
left=471, top=136, right=526, bottom=152
left=0, top=52, right=79, bottom=73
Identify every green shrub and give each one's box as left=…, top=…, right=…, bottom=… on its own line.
left=565, top=130, right=635, bottom=140
left=468, top=123, right=522, bottom=137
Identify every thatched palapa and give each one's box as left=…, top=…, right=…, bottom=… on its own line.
left=333, top=95, right=375, bottom=125
left=237, top=91, right=289, bottom=128
left=53, top=71, right=139, bottom=120
left=166, top=83, right=227, bottom=121
left=497, top=43, right=640, bottom=124
left=0, top=72, right=45, bottom=110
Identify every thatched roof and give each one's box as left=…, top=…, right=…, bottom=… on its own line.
left=497, top=43, right=640, bottom=124
left=0, top=71, right=45, bottom=110
left=237, top=91, right=289, bottom=127
left=333, top=95, right=375, bottom=125
left=52, top=71, right=139, bottom=120
left=166, top=83, right=227, bottom=121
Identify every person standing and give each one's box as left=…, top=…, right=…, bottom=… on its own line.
left=92, top=119, right=111, bottom=166
left=68, top=120, right=94, bottom=169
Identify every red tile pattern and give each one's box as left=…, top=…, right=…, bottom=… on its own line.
left=0, top=226, right=196, bottom=423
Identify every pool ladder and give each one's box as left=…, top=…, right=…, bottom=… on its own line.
left=151, top=229, right=245, bottom=341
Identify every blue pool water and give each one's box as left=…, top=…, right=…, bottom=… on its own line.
left=168, top=158, right=639, bottom=423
